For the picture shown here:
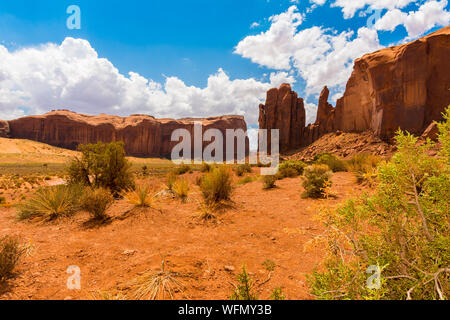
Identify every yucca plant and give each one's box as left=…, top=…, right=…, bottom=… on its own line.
left=200, top=166, right=233, bottom=204
left=17, top=184, right=84, bottom=221
left=172, top=179, right=190, bottom=202
left=128, top=259, right=185, bottom=300
left=125, top=184, right=157, bottom=208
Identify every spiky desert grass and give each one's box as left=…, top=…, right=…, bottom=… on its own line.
left=0, top=236, right=30, bottom=281
left=17, top=184, right=84, bottom=221
left=80, top=188, right=114, bottom=220
left=128, top=260, right=185, bottom=300
left=197, top=201, right=220, bottom=221
left=172, top=178, right=190, bottom=202
left=125, top=184, right=157, bottom=208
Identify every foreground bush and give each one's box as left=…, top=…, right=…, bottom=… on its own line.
left=309, top=107, right=450, bottom=300
left=302, top=165, right=333, bottom=199
left=81, top=188, right=114, bottom=220
left=200, top=166, right=233, bottom=204
left=0, top=236, right=25, bottom=281
left=314, top=153, right=347, bottom=172
left=263, top=175, right=277, bottom=189
left=17, top=184, right=84, bottom=221
left=68, top=142, right=134, bottom=196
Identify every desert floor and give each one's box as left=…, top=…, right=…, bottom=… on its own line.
left=0, top=164, right=366, bottom=300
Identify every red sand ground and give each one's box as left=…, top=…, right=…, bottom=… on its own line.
left=0, top=171, right=366, bottom=300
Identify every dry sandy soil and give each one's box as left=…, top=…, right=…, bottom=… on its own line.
left=0, top=168, right=366, bottom=300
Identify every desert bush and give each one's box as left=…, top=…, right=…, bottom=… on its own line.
left=125, top=184, right=156, bottom=208
left=0, top=236, right=26, bottom=281
left=172, top=179, right=190, bottom=202
left=17, top=184, right=84, bottom=221
left=80, top=188, right=114, bottom=220
left=278, top=160, right=307, bottom=178
left=68, top=142, right=134, bottom=196
left=230, top=265, right=258, bottom=300
left=314, top=153, right=347, bottom=172
left=235, top=164, right=252, bottom=177
left=141, top=165, right=148, bottom=176
left=263, top=175, right=277, bottom=189
left=200, top=166, right=233, bottom=204
left=302, top=164, right=333, bottom=199
left=0, top=197, right=5, bottom=204
left=308, top=108, right=450, bottom=300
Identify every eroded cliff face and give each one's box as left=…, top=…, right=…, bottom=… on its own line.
left=259, top=26, right=450, bottom=153
left=6, top=111, right=249, bottom=159
left=0, top=121, right=9, bottom=138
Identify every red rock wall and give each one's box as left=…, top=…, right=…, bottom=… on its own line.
left=259, top=26, right=450, bottom=153
left=7, top=111, right=249, bottom=159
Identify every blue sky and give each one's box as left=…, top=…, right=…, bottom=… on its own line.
left=0, top=0, right=449, bottom=128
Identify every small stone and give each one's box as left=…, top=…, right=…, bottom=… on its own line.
left=64, top=296, right=73, bottom=300
left=123, top=250, right=136, bottom=256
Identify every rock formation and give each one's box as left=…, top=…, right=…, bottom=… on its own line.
left=5, top=110, right=249, bottom=159
left=259, top=26, right=450, bottom=153
left=0, top=120, right=10, bottom=138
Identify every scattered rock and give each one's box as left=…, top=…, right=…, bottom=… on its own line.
left=224, top=266, right=235, bottom=272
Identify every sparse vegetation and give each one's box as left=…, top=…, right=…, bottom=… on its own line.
left=17, top=184, right=84, bottom=221
left=309, top=107, right=450, bottom=300
left=67, top=142, right=134, bottom=196
left=200, top=166, right=233, bottom=204
left=80, top=188, right=114, bottom=220
left=262, top=259, right=276, bottom=272
left=237, top=176, right=255, bottom=185
left=0, top=236, right=26, bottom=282
left=173, top=163, right=192, bottom=175
left=302, top=164, right=333, bottom=199
left=230, top=265, right=258, bottom=300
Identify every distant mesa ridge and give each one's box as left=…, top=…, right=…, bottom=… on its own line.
left=1, top=26, right=450, bottom=157
left=1, top=110, right=249, bottom=159
left=259, top=25, right=450, bottom=154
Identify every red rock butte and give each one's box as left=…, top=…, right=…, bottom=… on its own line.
left=259, top=26, right=450, bottom=153
left=2, top=110, right=249, bottom=159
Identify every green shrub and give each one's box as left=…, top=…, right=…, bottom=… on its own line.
left=141, top=165, right=148, bottom=176
left=200, top=166, right=233, bottom=204
left=302, top=165, right=333, bottom=199
left=68, top=142, right=134, bottom=196
left=278, top=160, right=307, bottom=177
left=0, top=236, right=25, bottom=282
left=230, top=265, right=258, bottom=300
left=314, top=153, right=347, bottom=172
left=17, top=184, right=84, bottom=221
left=309, top=107, right=450, bottom=300
left=346, top=153, right=382, bottom=185
left=80, top=188, right=114, bottom=220
left=166, top=172, right=177, bottom=191
left=235, top=164, right=252, bottom=177
left=263, top=175, right=277, bottom=189
left=0, top=197, right=5, bottom=204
